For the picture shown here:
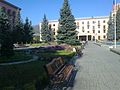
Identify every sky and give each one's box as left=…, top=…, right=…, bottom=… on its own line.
left=7, top=0, right=116, bottom=25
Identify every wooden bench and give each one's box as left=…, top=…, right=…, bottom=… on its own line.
left=75, top=47, right=83, bottom=57
left=45, top=57, right=77, bottom=89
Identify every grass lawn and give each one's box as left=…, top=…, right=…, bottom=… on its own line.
left=0, top=51, right=32, bottom=63
left=37, top=50, right=75, bottom=62
left=0, top=49, right=75, bottom=90
left=0, top=60, right=49, bottom=89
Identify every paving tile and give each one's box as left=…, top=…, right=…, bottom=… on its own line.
left=71, top=42, right=120, bottom=90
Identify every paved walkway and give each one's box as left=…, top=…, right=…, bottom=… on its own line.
left=72, top=42, right=120, bottom=90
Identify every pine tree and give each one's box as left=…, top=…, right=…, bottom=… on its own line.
left=41, top=14, right=52, bottom=42
left=48, top=24, right=54, bottom=42
left=0, top=8, right=14, bottom=57
left=57, top=0, right=80, bottom=45
left=12, top=13, right=24, bottom=44
left=23, top=17, right=33, bottom=43
left=116, top=8, right=120, bottom=40
left=107, top=12, right=114, bottom=41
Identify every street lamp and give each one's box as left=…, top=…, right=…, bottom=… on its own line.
left=114, top=0, right=117, bottom=48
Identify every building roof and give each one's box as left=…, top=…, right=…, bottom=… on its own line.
left=45, top=16, right=109, bottom=23
left=0, top=0, right=21, bottom=10
left=75, top=16, right=109, bottom=20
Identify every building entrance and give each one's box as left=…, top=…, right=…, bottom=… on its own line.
left=88, top=35, right=91, bottom=41
left=79, top=35, right=91, bottom=41
left=79, top=36, right=86, bottom=41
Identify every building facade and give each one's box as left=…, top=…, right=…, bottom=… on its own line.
left=39, top=16, right=109, bottom=41
left=0, top=0, right=21, bottom=26
left=39, top=3, right=120, bottom=41
left=75, top=16, right=109, bottom=41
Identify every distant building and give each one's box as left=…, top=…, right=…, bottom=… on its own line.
left=39, top=16, right=109, bottom=41
left=39, top=2, right=120, bottom=41
left=0, top=0, right=21, bottom=26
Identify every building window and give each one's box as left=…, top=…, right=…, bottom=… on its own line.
left=87, top=25, right=90, bottom=29
left=7, top=9, right=11, bottom=15
left=82, top=22, right=84, bottom=24
left=12, top=11, right=16, bottom=16
left=2, top=7, right=6, bottom=12
left=53, top=28, right=55, bottom=31
left=93, top=26, right=95, bottom=30
left=82, top=30, right=85, bottom=32
left=53, top=32, right=55, bottom=35
left=98, top=36, right=100, bottom=40
left=98, top=21, right=100, bottom=24
left=53, top=24, right=55, bottom=26
left=76, top=22, right=79, bottom=29
left=113, top=14, right=115, bottom=16
left=82, top=27, right=84, bottom=32
left=77, top=26, right=79, bottom=29
left=103, top=30, right=106, bottom=33
left=93, top=21, right=95, bottom=24
left=103, top=35, right=106, bottom=38
left=103, top=20, right=105, bottom=23
left=98, top=25, right=100, bottom=28
left=49, top=24, right=51, bottom=29
left=103, top=25, right=106, bottom=29
left=98, top=30, right=100, bottom=33
left=93, top=30, right=95, bottom=33
left=87, top=21, right=89, bottom=24
left=82, top=26, right=84, bottom=30
left=87, top=31, right=89, bottom=33
left=77, top=22, right=79, bottom=26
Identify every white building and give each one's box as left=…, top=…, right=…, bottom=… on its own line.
left=39, top=3, right=120, bottom=41
left=39, top=16, right=109, bottom=41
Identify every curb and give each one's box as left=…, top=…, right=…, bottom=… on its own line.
left=110, top=48, right=120, bottom=55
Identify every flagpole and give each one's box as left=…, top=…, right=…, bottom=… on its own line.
left=114, top=0, right=117, bottom=48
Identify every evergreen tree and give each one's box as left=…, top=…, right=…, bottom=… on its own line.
left=0, top=8, right=14, bottom=57
left=48, top=24, right=54, bottom=42
left=23, top=17, right=33, bottom=43
left=57, top=0, right=79, bottom=45
left=41, top=14, right=52, bottom=42
left=107, top=12, right=114, bottom=41
left=116, top=8, right=120, bottom=40
left=12, top=13, right=24, bottom=44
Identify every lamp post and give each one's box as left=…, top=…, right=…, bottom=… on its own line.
left=114, top=0, right=117, bottom=48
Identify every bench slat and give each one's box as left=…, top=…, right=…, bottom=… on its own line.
left=45, top=57, right=77, bottom=89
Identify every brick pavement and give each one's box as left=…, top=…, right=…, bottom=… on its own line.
left=71, top=42, right=120, bottom=90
